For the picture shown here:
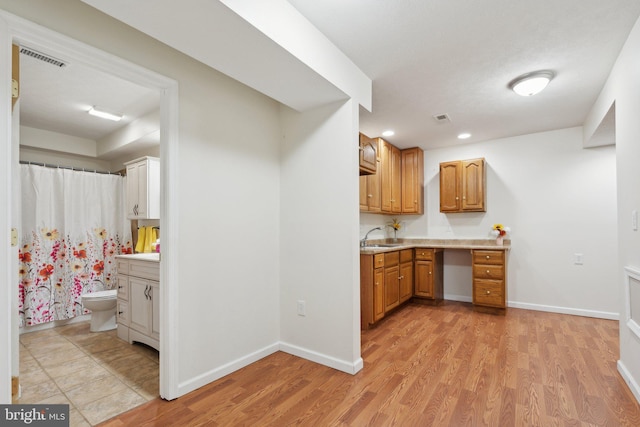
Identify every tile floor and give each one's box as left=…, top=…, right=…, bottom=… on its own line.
left=15, top=321, right=159, bottom=426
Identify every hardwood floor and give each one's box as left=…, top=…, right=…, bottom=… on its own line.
left=99, top=302, right=640, bottom=426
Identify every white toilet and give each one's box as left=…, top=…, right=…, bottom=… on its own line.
left=82, top=289, right=118, bottom=332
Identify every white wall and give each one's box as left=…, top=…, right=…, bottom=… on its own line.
left=586, top=14, right=640, bottom=402
left=279, top=99, right=362, bottom=373
left=361, top=127, right=618, bottom=318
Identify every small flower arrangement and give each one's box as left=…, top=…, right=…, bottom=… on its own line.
left=491, top=224, right=510, bottom=244
left=388, top=218, right=402, bottom=241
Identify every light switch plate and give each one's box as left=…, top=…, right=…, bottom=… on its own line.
left=11, top=228, right=18, bottom=247
left=11, top=79, right=18, bottom=98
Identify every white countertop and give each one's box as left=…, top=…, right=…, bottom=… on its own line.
left=116, top=253, right=161, bottom=262
left=360, top=238, right=511, bottom=254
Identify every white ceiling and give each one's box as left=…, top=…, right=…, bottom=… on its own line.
left=18, top=45, right=159, bottom=155
left=288, top=0, right=640, bottom=149
left=20, top=0, right=640, bottom=153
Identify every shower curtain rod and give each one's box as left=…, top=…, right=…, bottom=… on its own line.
left=19, top=160, right=123, bottom=176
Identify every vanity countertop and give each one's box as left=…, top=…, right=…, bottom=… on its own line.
left=115, top=253, right=160, bottom=262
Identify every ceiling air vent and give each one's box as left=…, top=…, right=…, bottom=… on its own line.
left=433, top=113, right=451, bottom=123
left=19, top=47, right=67, bottom=68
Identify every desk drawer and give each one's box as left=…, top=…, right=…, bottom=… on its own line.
left=473, top=264, right=504, bottom=280
left=473, top=250, right=504, bottom=265
left=473, top=279, right=504, bottom=307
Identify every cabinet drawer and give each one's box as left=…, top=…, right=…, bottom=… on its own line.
left=473, top=280, right=504, bottom=307
left=473, top=264, right=504, bottom=280
left=415, top=248, right=434, bottom=260
left=473, top=250, right=504, bottom=265
left=129, top=260, right=160, bottom=281
left=374, top=254, right=385, bottom=269
left=384, top=251, right=399, bottom=267
left=116, top=298, right=129, bottom=326
left=117, top=259, right=129, bottom=275
left=400, top=249, right=413, bottom=263
left=116, top=275, right=129, bottom=301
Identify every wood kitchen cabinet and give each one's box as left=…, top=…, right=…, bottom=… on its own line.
left=359, top=133, right=377, bottom=175
left=414, top=248, right=444, bottom=302
left=440, top=158, right=485, bottom=213
left=380, top=140, right=402, bottom=213
left=125, top=156, right=160, bottom=220
left=359, top=137, right=382, bottom=212
left=360, top=253, right=386, bottom=329
left=471, top=249, right=506, bottom=313
left=401, top=147, right=424, bottom=214
left=384, top=251, right=400, bottom=312
left=398, top=250, right=414, bottom=303
left=116, top=257, right=160, bottom=350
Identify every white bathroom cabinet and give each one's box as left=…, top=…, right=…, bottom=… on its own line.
left=115, top=255, right=160, bottom=351
left=125, top=156, right=160, bottom=220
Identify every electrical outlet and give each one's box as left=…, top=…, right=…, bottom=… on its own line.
left=574, top=253, right=584, bottom=265
left=297, top=300, right=306, bottom=316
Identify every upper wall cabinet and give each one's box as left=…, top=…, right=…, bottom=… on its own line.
left=359, top=133, right=377, bottom=175
left=359, top=136, right=424, bottom=215
left=125, top=156, right=160, bottom=220
left=439, top=158, right=485, bottom=213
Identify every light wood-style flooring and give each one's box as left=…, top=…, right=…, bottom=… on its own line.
left=100, top=301, right=640, bottom=426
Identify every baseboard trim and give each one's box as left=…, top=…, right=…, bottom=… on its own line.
left=176, top=343, right=279, bottom=397
left=279, top=341, right=363, bottom=375
left=508, top=301, right=619, bottom=320
left=618, top=360, right=640, bottom=404
left=19, top=315, right=92, bottom=334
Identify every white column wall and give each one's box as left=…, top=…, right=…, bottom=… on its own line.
left=279, top=100, right=362, bottom=373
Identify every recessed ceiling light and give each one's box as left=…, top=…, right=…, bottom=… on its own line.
left=457, top=133, right=471, bottom=140
left=88, top=106, right=123, bottom=121
left=509, top=70, right=555, bottom=96
left=382, top=130, right=395, bottom=137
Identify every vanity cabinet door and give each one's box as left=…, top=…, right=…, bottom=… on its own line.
left=151, top=281, right=160, bottom=340
left=129, top=277, right=152, bottom=335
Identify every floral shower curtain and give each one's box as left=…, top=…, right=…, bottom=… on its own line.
left=18, top=164, right=132, bottom=327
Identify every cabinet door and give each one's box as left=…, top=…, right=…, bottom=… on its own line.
left=373, top=268, right=385, bottom=322
left=150, top=281, right=160, bottom=340
left=129, top=277, right=151, bottom=335
left=461, top=158, right=485, bottom=211
left=380, top=140, right=392, bottom=212
left=359, top=175, right=369, bottom=211
left=415, top=260, right=434, bottom=298
left=399, top=261, right=413, bottom=303
left=391, top=145, right=402, bottom=213
left=384, top=265, right=400, bottom=312
left=440, top=161, right=461, bottom=212
left=359, top=133, right=377, bottom=174
left=116, top=298, right=129, bottom=326
left=401, top=148, right=424, bottom=214
left=135, top=161, right=149, bottom=218
left=126, top=164, right=140, bottom=218
left=366, top=168, right=382, bottom=212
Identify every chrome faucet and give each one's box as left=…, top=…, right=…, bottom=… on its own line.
left=360, top=227, right=382, bottom=248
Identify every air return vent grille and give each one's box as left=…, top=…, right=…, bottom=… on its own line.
left=19, top=47, right=67, bottom=68
left=433, top=113, right=451, bottom=123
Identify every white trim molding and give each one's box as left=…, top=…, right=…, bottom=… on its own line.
left=507, top=301, right=618, bottom=320
left=618, top=360, right=640, bottom=404
left=279, top=342, right=364, bottom=375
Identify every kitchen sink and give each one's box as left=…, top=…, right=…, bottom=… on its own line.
left=362, top=243, right=404, bottom=248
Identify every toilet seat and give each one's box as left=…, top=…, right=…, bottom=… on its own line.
left=82, top=289, right=117, bottom=301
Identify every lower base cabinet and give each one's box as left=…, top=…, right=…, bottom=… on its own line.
left=414, top=248, right=443, bottom=302
left=116, top=257, right=160, bottom=351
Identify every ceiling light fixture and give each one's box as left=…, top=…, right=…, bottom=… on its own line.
left=457, top=133, right=471, bottom=140
left=88, top=106, right=123, bottom=122
left=382, top=130, right=395, bottom=137
left=509, top=70, right=555, bottom=96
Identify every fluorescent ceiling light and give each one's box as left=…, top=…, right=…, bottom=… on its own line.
left=457, top=132, right=471, bottom=140
left=382, top=130, right=395, bottom=137
left=509, top=70, right=555, bottom=96
left=88, top=106, right=123, bottom=121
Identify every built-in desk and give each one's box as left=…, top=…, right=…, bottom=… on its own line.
left=360, top=239, right=510, bottom=329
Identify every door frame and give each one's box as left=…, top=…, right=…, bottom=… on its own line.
left=0, top=10, right=181, bottom=401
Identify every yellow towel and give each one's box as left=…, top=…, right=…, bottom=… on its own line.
left=143, top=227, right=157, bottom=253
left=135, top=227, right=146, bottom=253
